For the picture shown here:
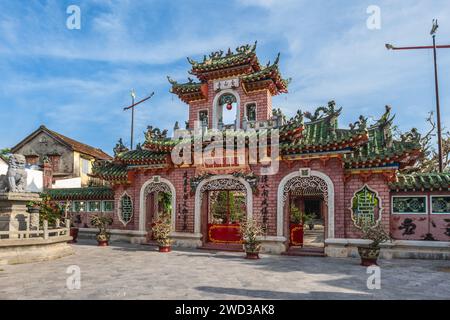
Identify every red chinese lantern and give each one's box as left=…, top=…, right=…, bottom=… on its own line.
left=226, top=102, right=233, bottom=110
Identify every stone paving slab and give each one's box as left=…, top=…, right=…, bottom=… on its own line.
left=0, top=240, right=449, bottom=300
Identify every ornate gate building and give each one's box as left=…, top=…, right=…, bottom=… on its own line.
left=48, top=43, right=450, bottom=258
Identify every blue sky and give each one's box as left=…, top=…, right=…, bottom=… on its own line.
left=0, top=0, right=449, bottom=155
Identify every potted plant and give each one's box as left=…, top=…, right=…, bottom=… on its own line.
left=290, top=205, right=302, bottom=224
left=357, top=222, right=391, bottom=266
left=90, top=215, right=113, bottom=246
left=152, top=212, right=172, bottom=252
left=62, top=201, right=78, bottom=243
left=302, top=212, right=316, bottom=230
left=240, top=217, right=265, bottom=259
left=289, top=205, right=304, bottom=246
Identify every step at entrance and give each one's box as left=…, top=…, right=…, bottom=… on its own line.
left=283, top=246, right=326, bottom=257
left=198, top=243, right=244, bottom=252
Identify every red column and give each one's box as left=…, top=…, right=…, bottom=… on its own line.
left=42, top=160, right=53, bottom=190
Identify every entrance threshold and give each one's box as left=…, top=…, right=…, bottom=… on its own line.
left=283, top=246, right=326, bottom=257
left=198, top=243, right=244, bottom=252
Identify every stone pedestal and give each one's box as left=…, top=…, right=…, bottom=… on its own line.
left=0, top=193, right=41, bottom=239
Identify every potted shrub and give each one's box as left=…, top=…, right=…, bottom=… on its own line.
left=240, top=217, right=265, bottom=259
left=90, top=215, right=113, bottom=246
left=289, top=205, right=304, bottom=246
left=302, top=212, right=316, bottom=230
left=357, top=222, right=391, bottom=266
left=290, top=205, right=302, bottom=225
left=152, top=212, right=172, bottom=252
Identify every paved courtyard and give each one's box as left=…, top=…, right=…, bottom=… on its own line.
left=1, top=240, right=449, bottom=300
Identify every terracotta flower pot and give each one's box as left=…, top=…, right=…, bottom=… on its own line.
left=159, top=246, right=171, bottom=253
left=69, top=227, right=79, bottom=244
left=358, top=246, right=380, bottom=266
left=97, top=240, right=109, bottom=247
left=245, top=251, right=260, bottom=260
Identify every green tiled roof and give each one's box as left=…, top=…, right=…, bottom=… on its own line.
left=281, top=127, right=366, bottom=154
left=280, top=102, right=368, bottom=155
left=169, top=79, right=203, bottom=94
left=45, top=187, right=114, bottom=200
left=241, top=63, right=289, bottom=93
left=389, top=173, right=450, bottom=191
left=92, top=161, right=127, bottom=179
left=117, top=149, right=168, bottom=163
left=344, top=139, right=421, bottom=168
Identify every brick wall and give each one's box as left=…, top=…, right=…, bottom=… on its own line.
left=390, top=191, right=450, bottom=241
left=343, top=174, right=391, bottom=238
left=189, top=81, right=272, bottom=129
left=106, top=158, right=356, bottom=240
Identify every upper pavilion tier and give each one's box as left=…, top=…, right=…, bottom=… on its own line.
left=168, top=41, right=290, bottom=104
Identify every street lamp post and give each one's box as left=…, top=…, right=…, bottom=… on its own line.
left=123, top=91, right=155, bottom=150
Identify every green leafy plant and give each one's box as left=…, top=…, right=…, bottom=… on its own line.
left=302, top=212, right=316, bottom=225
left=28, top=195, right=63, bottom=227
left=360, top=221, right=391, bottom=248
left=290, top=205, right=303, bottom=224
left=158, top=192, right=172, bottom=215
left=91, top=215, right=113, bottom=242
left=152, top=212, right=172, bottom=247
left=240, top=217, right=265, bottom=253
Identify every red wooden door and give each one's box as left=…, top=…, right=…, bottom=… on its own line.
left=146, top=193, right=155, bottom=242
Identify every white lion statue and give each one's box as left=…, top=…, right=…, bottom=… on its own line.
left=0, top=154, right=27, bottom=193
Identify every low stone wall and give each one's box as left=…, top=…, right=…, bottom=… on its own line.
left=0, top=236, right=74, bottom=265
left=78, top=228, right=147, bottom=244
left=325, top=238, right=450, bottom=260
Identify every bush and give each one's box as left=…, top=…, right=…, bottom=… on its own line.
left=360, top=221, right=391, bottom=248
left=28, top=195, right=63, bottom=227
left=240, top=217, right=265, bottom=253
left=152, top=212, right=172, bottom=247
left=91, top=215, right=113, bottom=242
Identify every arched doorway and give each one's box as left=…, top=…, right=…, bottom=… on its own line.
left=194, top=175, right=253, bottom=247
left=139, top=178, right=176, bottom=242
left=212, top=90, right=240, bottom=129
left=277, top=170, right=335, bottom=253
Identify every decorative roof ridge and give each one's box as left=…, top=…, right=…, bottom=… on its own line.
left=187, top=41, right=258, bottom=66
left=370, top=105, right=395, bottom=129
left=389, top=171, right=450, bottom=191
left=167, top=76, right=203, bottom=87
left=396, top=172, right=450, bottom=179
left=303, top=101, right=342, bottom=123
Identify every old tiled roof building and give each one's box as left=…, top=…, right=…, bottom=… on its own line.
left=11, top=125, right=111, bottom=187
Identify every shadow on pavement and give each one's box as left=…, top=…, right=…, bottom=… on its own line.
left=195, top=285, right=372, bottom=300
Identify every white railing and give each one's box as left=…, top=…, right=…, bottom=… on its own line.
left=0, top=215, right=71, bottom=240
